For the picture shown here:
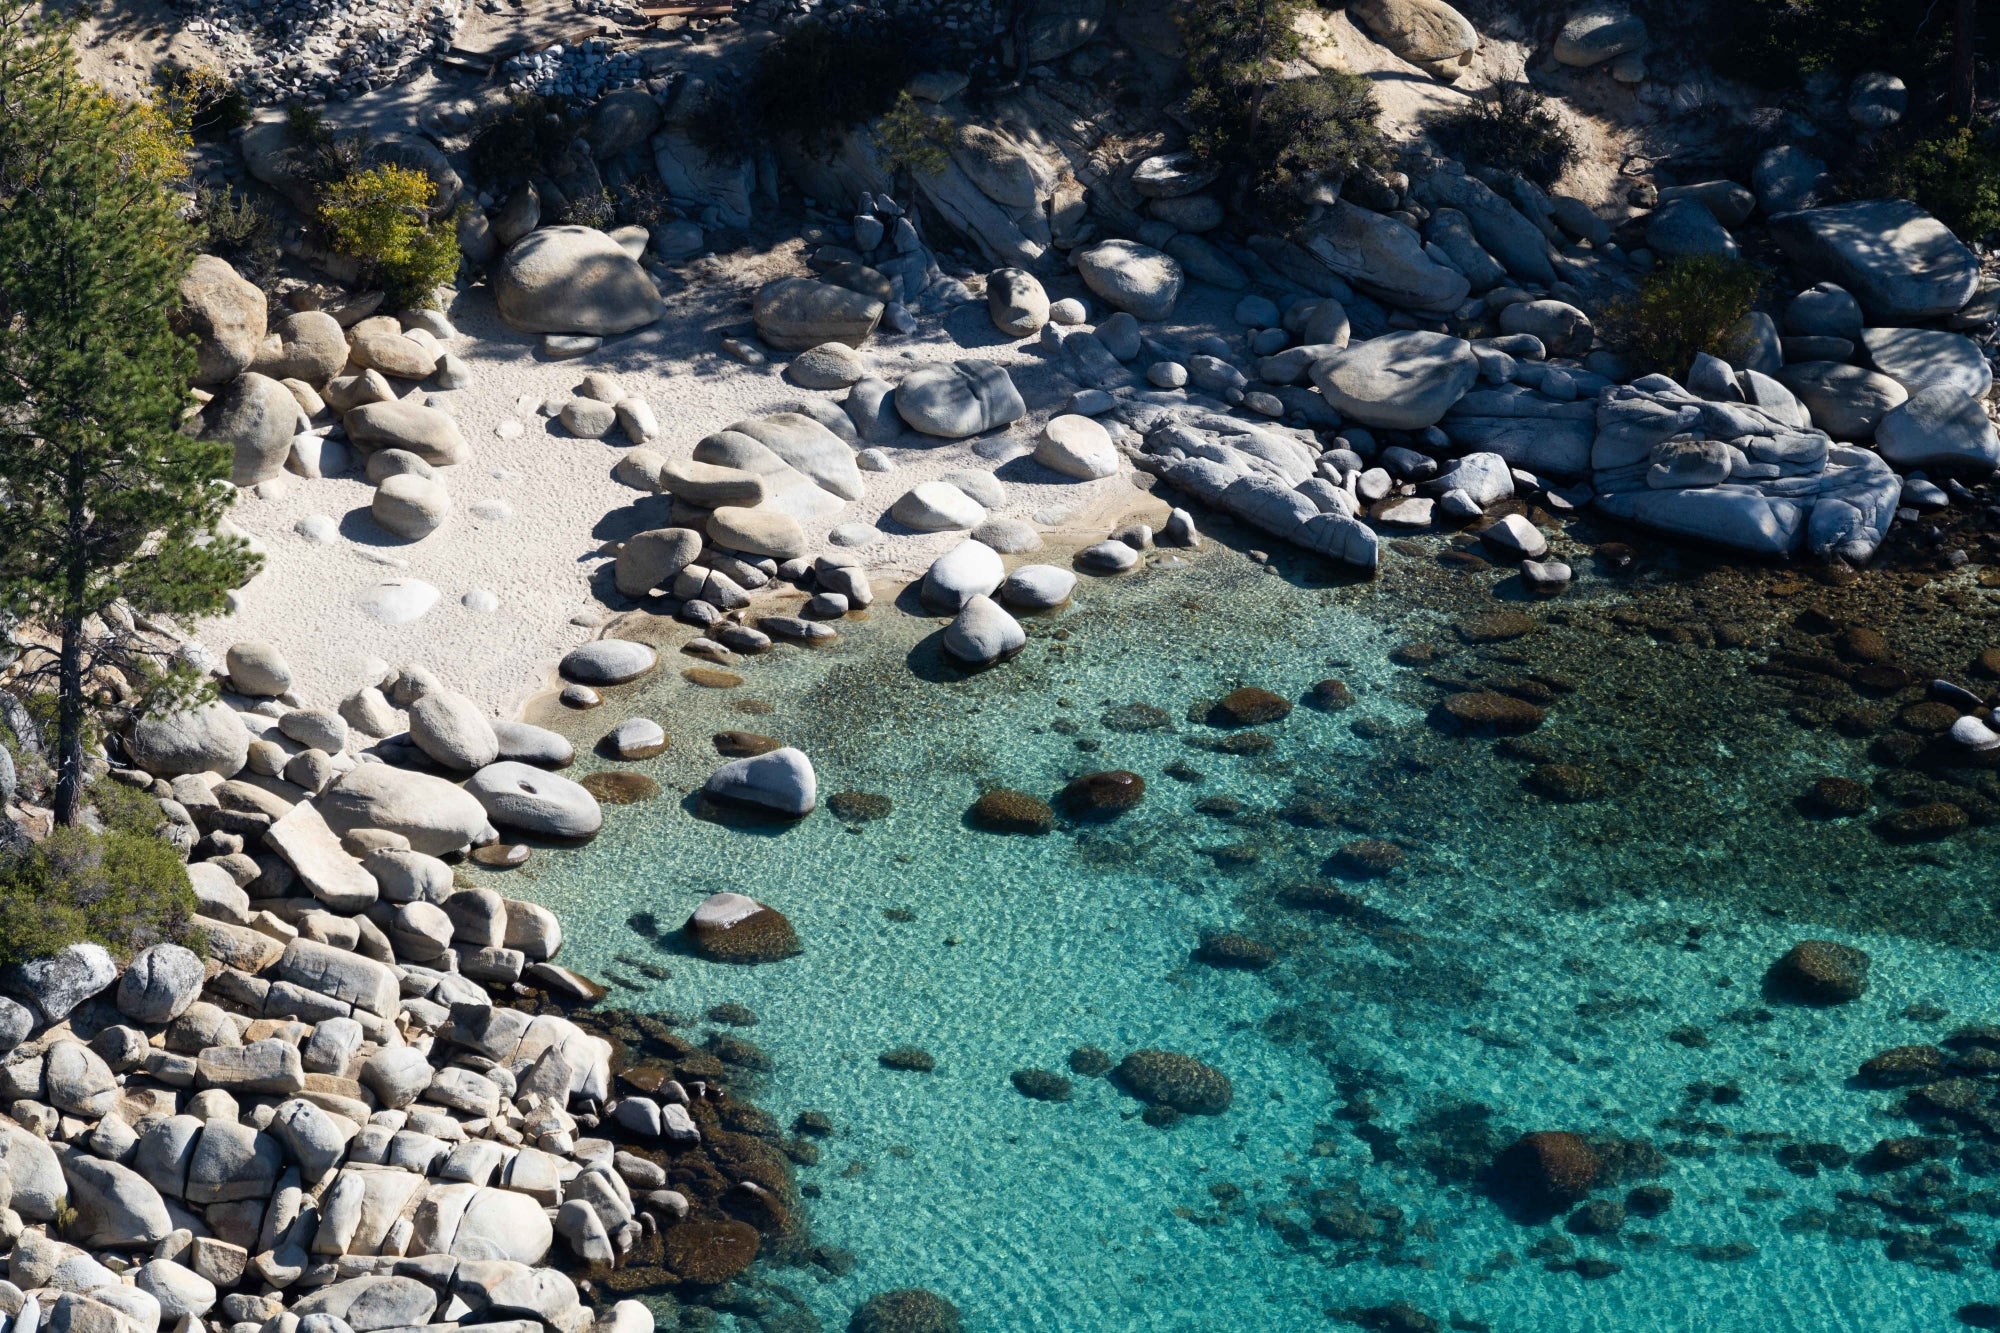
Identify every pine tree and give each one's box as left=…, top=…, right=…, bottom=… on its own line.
left=0, top=5, right=258, bottom=825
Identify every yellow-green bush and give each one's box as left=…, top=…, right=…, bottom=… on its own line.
left=0, top=821, right=195, bottom=968
left=1611, top=255, right=1764, bottom=379
left=318, top=164, right=461, bottom=309
left=873, top=92, right=954, bottom=179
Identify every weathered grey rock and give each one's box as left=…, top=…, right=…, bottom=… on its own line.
left=999, top=563, right=1075, bottom=610
left=132, top=1260, right=216, bottom=1319
left=1754, top=145, right=1831, bottom=216
left=785, top=342, right=869, bottom=391
left=1785, top=282, right=1864, bottom=340
left=896, top=361, right=1026, bottom=438
left=317, top=763, right=491, bottom=856
left=269, top=1099, right=353, bottom=1184
left=1769, top=201, right=1981, bottom=323
left=1075, top=240, right=1183, bottom=321
left=1645, top=197, right=1738, bottom=261
left=116, top=945, right=204, bottom=1025
left=178, top=256, right=267, bottom=386
left=195, top=1038, right=304, bottom=1097
left=495, top=225, right=661, bottom=336
left=1411, top=174, right=1553, bottom=286
left=1848, top=71, right=1907, bottom=130
left=276, top=936, right=400, bottom=1018
left=728, top=412, right=865, bottom=499
left=891, top=482, right=986, bottom=531
left=1034, top=415, right=1120, bottom=479
left=559, top=640, right=656, bottom=685
left=603, top=717, right=666, bottom=760
left=943, top=596, right=1026, bottom=665
left=704, top=748, right=815, bottom=817
left=204, top=373, right=300, bottom=487
left=707, top=505, right=807, bottom=560
left=408, top=691, right=500, bottom=772
left=372, top=473, right=450, bottom=540
left=348, top=329, right=438, bottom=380
left=1311, top=332, right=1477, bottom=429
left=361, top=1047, right=433, bottom=1109
left=558, top=397, right=617, bottom=439
left=1498, top=300, right=1593, bottom=357
left=753, top=278, right=882, bottom=351
left=988, top=268, right=1050, bottom=337
left=1350, top=0, right=1477, bottom=62
left=1876, top=387, right=2000, bottom=473
left=45, top=1040, right=115, bottom=1117
left=63, top=1156, right=171, bottom=1248
left=614, top=528, right=703, bottom=597
left=920, top=538, right=1005, bottom=612
left=1555, top=2, right=1646, bottom=66
left=12, top=942, right=118, bottom=1023
left=1300, top=203, right=1470, bottom=315
left=1774, top=362, right=1909, bottom=439
left=1861, top=327, right=1994, bottom=399
left=465, top=763, right=603, bottom=840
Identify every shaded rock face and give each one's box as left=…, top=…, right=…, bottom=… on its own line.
left=1767, top=200, right=1981, bottom=324
left=1765, top=940, right=1870, bottom=1005
left=176, top=256, right=267, bottom=386
left=495, top=226, right=663, bottom=336
left=1110, top=1049, right=1233, bottom=1115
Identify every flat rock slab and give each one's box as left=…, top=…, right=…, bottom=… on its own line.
left=1769, top=200, right=1981, bottom=323
left=264, top=802, right=378, bottom=912
left=1861, top=326, right=1994, bottom=399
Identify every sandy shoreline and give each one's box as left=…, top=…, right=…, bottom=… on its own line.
left=195, top=251, right=1240, bottom=722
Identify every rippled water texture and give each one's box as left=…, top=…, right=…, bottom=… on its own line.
left=505, top=522, right=2000, bottom=1333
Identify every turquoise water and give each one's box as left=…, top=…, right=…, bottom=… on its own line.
left=504, top=524, right=2000, bottom=1332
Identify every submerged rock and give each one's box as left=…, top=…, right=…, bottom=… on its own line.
left=683, top=892, right=802, bottom=964
left=1057, top=770, right=1145, bottom=817
left=1111, top=1049, right=1233, bottom=1115
left=1208, top=688, right=1292, bottom=727
left=1766, top=940, right=1870, bottom=1004
left=1010, top=1068, right=1073, bottom=1102
left=968, top=789, right=1054, bottom=834
left=849, top=1289, right=961, bottom=1333
left=1492, top=1131, right=1601, bottom=1212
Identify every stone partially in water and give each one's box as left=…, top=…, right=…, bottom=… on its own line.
left=683, top=892, right=802, bottom=964
left=664, top=1218, right=760, bottom=1284
left=1207, top=687, right=1292, bottom=726
left=1010, top=1068, right=1073, bottom=1102
left=828, top=791, right=892, bottom=822
left=1057, top=770, right=1145, bottom=817
left=1765, top=939, right=1870, bottom=1005
left=1111, top=1049, right=1233, bottom=1115
left=969, top=789, right=1054, bottom=834
left=849, top=1289, right=961, bottom=1333
left=580, top=772, right=660, bottom=805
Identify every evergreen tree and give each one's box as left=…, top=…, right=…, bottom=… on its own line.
left=0, top=5, right=257, bottom=825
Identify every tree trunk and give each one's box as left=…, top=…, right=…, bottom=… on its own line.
left=1953, top=0, right=1978, bottom=122
left=51, top=615, right=84, bottom=826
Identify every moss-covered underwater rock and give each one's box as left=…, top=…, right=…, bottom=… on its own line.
left=682, top=892, right=803, bottom=964
left=1057, top=769, right=1145, bottom=816
left=1010, top=1068, right=1073, bottom=1101
left=849, top=1288, right=961, bottom=1333
left=1207, top=687, right=1293, bottom=726
left=968, top=788, right=1054, bottom=834
left=1765, top=939, right=1870, bottom=1005
left=1491, top=1130, right=1601, bottom=1215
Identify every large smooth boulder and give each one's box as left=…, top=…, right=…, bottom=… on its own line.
left=988, top=268, right=1050, bottom=337
left=408, top=691, right=500, bottom=772
left=892, top=482, right=986, bottom=531
left=707, top=506, right=806, bottom=560
left=1311, top=332, right=1478, bottom=429
left=177, top=256, right=267, bottom=386
left=1554, top=2, right=1647, bottom=65
left=1035, top=415, right=1120, bottom=479
left=255, top=311, right=349, bottom=386
left=372, top=473, right=450, bottom=540
left=318, top=763, right=491, bottom=856
left=1755, top=145, right=1831, bottom=216
left=116, top=944, right=204, bottom=1024
left=1876, top=387, right=2000, bottom=473
left=559, top=640, right=656, bottom=685
left=1349, top=0, right=1477, bottom=63
left=495, top=227, right=662, bottom=336
left=614, top=528, right=703, bottom=596
left=344, top=401, right=468, bottom=465
left=920, top=539, right=1005, bottom=612
left=265, top=800, right=378, bottom=911
left=1300, top=203, right=1470, bottom=315
left=753, top=278, right=883, bottom=352
left=1645, top=197, right=1738, bottom=261
left=203, top=372, right=299, bottom=487
left=703, top=748, right=815, bottom=817
left=63, top=1156, right=172, bottom=1248
left=1769, top=201, right=1981, bottom=323
left=1075, top=240, right=1184, bottom=320
left=465, top=763, right=603, bottom=840
left=895, top=361, right=1026, bottom=438
left=129, top=702, right=248, bottom=778
left=726, top=413, right=865, bottom=500
left=1860, top=327, right=1994, bottom=399
left=1774, top=362, right=1908, bottom=439
left=12, top=943, right=117, bottom=1024
left=943, top=596, right=1026, bottom=665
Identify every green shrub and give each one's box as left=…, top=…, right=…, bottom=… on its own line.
left=873, top=92, right=955, bottom=179
left=191, top=184, right=280, bottom=287
left=1611, top=255, right=1765, bottom=379
left=1714, top=0, right=1941, bottom=88
left=1857, top=122, right=2000, bottom=243
left=742, top=19, right=931, bottom=151
left=283, top=104, right=369, bottom=190
left=154, top=65, right=249, bottom=136
left=1182, top=0, right=1386, bottom=226
left=1428, top=83, right=1576, bottom=188
left=318, top=164, right=461, bottom=309
left=0, top=823, right=195, bottom=968
left=466, top=95, right=581, bottom=188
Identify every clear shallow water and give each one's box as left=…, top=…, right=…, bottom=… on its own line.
left=502, top=533, right=2000, bottom=1332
